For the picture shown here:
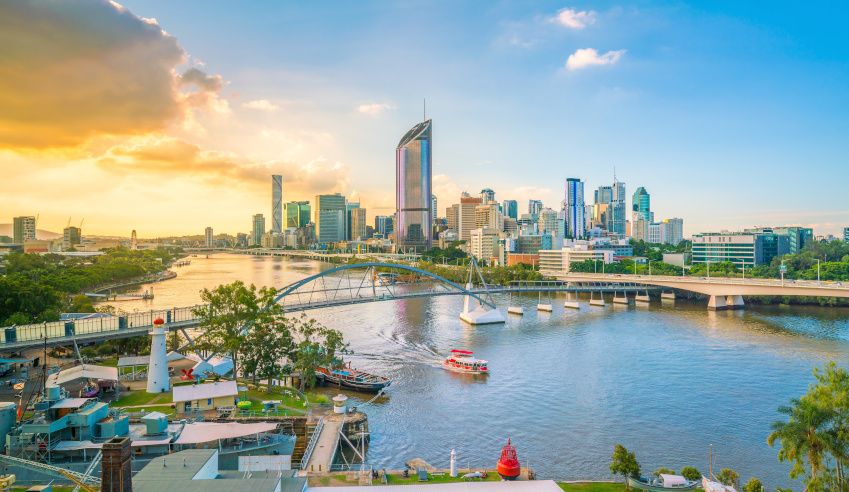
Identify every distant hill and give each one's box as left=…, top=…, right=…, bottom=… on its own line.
left=0, top=224, right=61, bottom=240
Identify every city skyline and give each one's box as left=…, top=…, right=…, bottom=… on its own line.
left=2, top=1, right=849, bottom=236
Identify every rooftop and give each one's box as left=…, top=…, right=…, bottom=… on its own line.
left=172, top=380, right=237, bottom=403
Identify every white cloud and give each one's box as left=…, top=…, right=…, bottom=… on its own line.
left=357, top=103, right=394, bottom=116
left=551, top=8, right=596, bottom=29
left=242, top=99, right=279, bottom=112
left=566, top=48, right=626, bottom=70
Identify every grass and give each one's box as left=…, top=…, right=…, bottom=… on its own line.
left=112, top=390, right=172, bottom=407
left=385, top=472, right=501, bottom=485
left=239, top=385, right=312, bottom=416
left=558, top=482, right=627, bottom=492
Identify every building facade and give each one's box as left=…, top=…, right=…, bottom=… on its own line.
left=692, top=231, right=790, bottom=267
left=502, top=200, right=518, bottom=220
left=315, top=193, right=346, bottom=244
left=271, top=175, right=283, bottom=234
left=469, top=228, right=501, bottom=264
left=350, top=207, right=367, bottom=241
left=610, top=179, right=627, bottom=235
left=631, top=187, right=652, bottom=222
left=251, top=214, right=265, bottom=246
left=13, top=216, right=36, bottom=244
left=564, top=178, right=585, bottom=239
left=458, top=195, right=483, bottom=241
left=204, top=227, right=214, bottom=248
left=63, top=226, right=82, bottom=250
left=396, top=119, right=433, bottom=252
left=374, top=215, right=394, bottom=237
left=284, top=201, right=311, bottom=229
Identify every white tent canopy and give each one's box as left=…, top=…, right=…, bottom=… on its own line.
left=47, top=364, right=118, bottom=386
left=660, top=475, right=688, bottom=487
left=174, top=422, right=277, bottom=445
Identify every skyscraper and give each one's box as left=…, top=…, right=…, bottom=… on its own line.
left=346, top=201, right=360, bottom=240
left=610, top=178, right=627, bottom=235
left=631, top=187, right=652, bottom=222
left=502, top=200, right=518, bottom=220
left=350, top=207, right=367, bottom=241
left=63, top=226, right=81, bottom=250
left=204, top=226, right=213, bottom=248
left=315, top=193, right=346, bottom=244
left=480, top=188, right=496, bottom=204
left=396, top=119, right=433, bottom=252
left=13, top=216, right=36, bottom=244
left=528, top=200, right=543, bottom=217
left=284, top=201, right=311, bottom=228
left=251, top=214, right=265, bottom=246
left=375, top=215, right=394, bottom=236
left=271, top=175, right=283, bottom=234
left=564, top=178, right=585, bottom=239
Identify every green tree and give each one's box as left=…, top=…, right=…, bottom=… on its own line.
left=653, top=467, right=675, bottom=477
left=680, top=467, right=701, bottom=481
left=610, top=444, right=641, bottom=487
left=192, top=281, right=275, bottom=378
left=290, top=314, right=347, bottom=393
left=68, top=294, right=95, bottom=313
left=768, top=397, right=832, bottom=485
left=716, top=468, right=740, bottom=488
left=241, top=318, right=295, bottom=390
left=743, top=477, right=764, bottom=492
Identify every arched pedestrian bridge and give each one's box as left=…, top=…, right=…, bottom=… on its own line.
left=558, top=272, right=849, bottom=310
left=0, top=262, right=651, bottom=352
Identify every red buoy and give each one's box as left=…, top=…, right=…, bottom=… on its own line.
left=153, top=317, right=165, bottom=325
left=496, top=438, right=521, bottom=480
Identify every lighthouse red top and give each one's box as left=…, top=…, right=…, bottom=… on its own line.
left=153, top=317, right=165, bottom=325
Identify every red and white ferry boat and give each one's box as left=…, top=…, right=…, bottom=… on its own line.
left=442, top=349, right=489, bottom=374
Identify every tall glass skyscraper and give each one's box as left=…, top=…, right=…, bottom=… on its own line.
left=565, top=178, right=585, bottom=239
left=610, top=179, right=627, bottom=235
left=396, top=119, right=432, bottom=252
left=631, top=187, right=652, bottom=222
left=271, top=175, right=283, bottom=234
left=502, top=200, right=518, bottom=220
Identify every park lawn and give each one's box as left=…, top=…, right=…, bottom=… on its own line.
left=241, top=386, right=309, bottom=415
left=558, top=482, right=627, bottom=492
left=112, top=390, right=173, bottom=407
left=384, top=472, right=501, bottom=485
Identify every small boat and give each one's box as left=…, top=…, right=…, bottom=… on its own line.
left=81, top=382, right=99, bottom=398
left=316, top=363, right=391, bottom=393
left=627, top=475, right=700, bottom=492
left=442, top=350, right=488, bottom=375
left=496, top=438, right=521, bottom=480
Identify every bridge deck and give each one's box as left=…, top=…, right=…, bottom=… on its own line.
left=303, top=415, right=344, bottom=473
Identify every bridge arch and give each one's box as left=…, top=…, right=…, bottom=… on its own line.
left=273, top=261, right=496, bottom=309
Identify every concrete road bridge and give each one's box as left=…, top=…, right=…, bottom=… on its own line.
left=558, top=272, right=849, bottom=310
left=0, top=262, right=651, bottom=352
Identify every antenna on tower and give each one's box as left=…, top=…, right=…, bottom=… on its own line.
left=423, top=98, right=427, bottom=121
left=613, top=165, right=617, bottom=182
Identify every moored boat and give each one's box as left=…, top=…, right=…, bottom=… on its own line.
left=627, top=475, right=700, bottom=492
left=442, top=350, right=488, bottom=374
left=316, top=363, right=391, bottom=393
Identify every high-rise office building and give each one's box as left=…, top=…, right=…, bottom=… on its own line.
left=431, top=195, right=438, bottom=220
left=346, top=202, right=360, bottom=240
left=374, top=215, right=394, bottom=236
left=663, top=218, right=684, bottom=245
left=350, top=207, right=367, bottom=241
left=204, top=227, right=214, bottom=248
left=446, top=205, right=459, bottom=232
left=693, top=231, right=789, bottom=267
left=284, top=201, right=311, bottom=228
left=631, top=187, right=652, bottom=222
left=528, top=200, right=543, bottom=217
left=564, top=178, right=585, bottom=239
left=396, top=119, right=433, bottom=252
left=315, top=193, right=346, bottom=244
left=13, top=216, right=36, bottom=244
left=844, top=227, right=849, bottom=243
left=458, top=195, right=483, bottom=241
left=610, top=179, right=627, bottom=235
left=474, top=203, right=502, bottom=231
left=251, top=214, right=265, bottom=246
left=63, top=226, right=81, bottom=250
left=271, top=175, right=283, bottom=234
left=480, top=188, right=496, bottom=204
left=502, top=200, right=518, bottom=220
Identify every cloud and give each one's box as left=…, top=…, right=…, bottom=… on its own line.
left=0, top=0, right=226, bottom=150
left=242, top=99, right=280, bottom=112
left=96, top=136, right=348, bottom=194
left=357, top=103, right=394, bottom=116
left=550, top=8, right=596, bottom=29
left=566, top=48, right=626, bottom=70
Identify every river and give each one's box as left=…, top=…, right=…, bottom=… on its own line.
left=106, top=254, right=849, bottom=487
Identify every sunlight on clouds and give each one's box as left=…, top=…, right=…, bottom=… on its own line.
left=0, top=1, right=226, bottom=150
left=357, top=103, right=394, bottom=116
left=242, top=99, right=280, bottom=112
left=566, top=48, right=626, bottom=70
left=550, top=8, right=597, bottom=29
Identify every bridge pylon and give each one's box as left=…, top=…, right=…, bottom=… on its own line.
left=459, top=257, right=505, bottom=325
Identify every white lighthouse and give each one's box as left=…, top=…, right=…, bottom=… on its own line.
left=146, top=317, right=170, bottom=393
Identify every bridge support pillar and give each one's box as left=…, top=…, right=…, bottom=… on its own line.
left=707, top=295, right=727, bottom=311
left=727, top=295, right=745, bottom=310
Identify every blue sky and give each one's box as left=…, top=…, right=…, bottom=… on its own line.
left=4, top=1, right=847, bottom=236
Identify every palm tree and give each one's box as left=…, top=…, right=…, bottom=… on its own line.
left=768, top=398, right=832, bottom=487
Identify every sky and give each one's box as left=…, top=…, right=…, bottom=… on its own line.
left=1, top=0, right=848, bottom=237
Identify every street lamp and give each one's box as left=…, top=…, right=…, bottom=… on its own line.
left=816, top=258, right=821, bottom=283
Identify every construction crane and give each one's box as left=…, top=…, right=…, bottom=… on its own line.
left=0, top=454, right=100, bottom=492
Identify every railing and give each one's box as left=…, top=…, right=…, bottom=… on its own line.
left=562, top=272, right=849, bottom=290
left=299, top=418, right=325, bottom=471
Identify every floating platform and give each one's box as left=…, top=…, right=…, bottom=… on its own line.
left=563, top=301, right=580, bottom=309
left=507, top=306, right=524, bottom=315
left=589, top=299, right=606, bottom=307
left=635, top=294, right=651, bottom=304
left=537, top=304, right=553, bottom=312
left=612, top=297, right=629, bottom=305
left=460, top=307, right=506, bottom=325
